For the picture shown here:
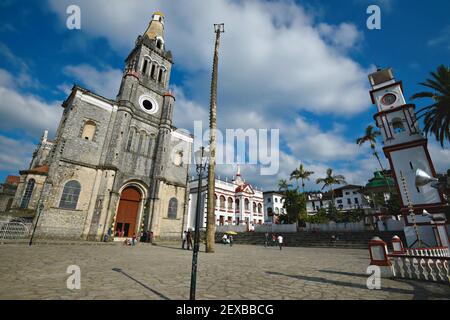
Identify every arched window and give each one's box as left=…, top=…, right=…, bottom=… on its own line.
left=258, top=203, right=262, bottom=214
left=20, top=179, right=35, bottom=209
left=168, top=198, right=178, bottom=219
left=142, top=59, right=148, bottom=74
left=267, top=207, right=273, bottom=216
left=244, top=198, right=249, bottom=211
left=253, top=202, right=257, bottom=213
left=392, top=118, right=406, bottom=134
left=126, top=128, right=135, bottom=152
left=228, top=197, right=233, bottom=210
left=214, top=194, right=218, bottom=208
left=220, top=195, right=226, bottom=209
left=158, top=69, right=163, bottom=82
left=275, top=207, right=280, bottom=214
left=81, top=121, right=96, bottom=141
left=235, top=199, right=240, bottom=211
left=148, top=135, right=155, bottom=157
left=150, top=64, right=156, bottom=79
left=59, top=180, right=81, bottom=210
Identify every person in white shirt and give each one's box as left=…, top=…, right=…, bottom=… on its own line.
left=222, top=234, right=228, bottom=244
left=182, top=231, right=187, bottom=250
left=277, top=235, right=283, bottom=250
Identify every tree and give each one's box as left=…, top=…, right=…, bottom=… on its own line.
left=278, top=179, right=291, bottom=193
left=305, top=208, right=329, bottom=224
left=206, top=26, right=224, bottom=253
left=411, top=65, right=450, bottom=147
left=315, top=168, right=347, bottom=205
left=356, top=125, right=386, bottom=173
left=386, top=193, right=401, bottom=216
left=290, top=164, right=314, bottom=192
left=282, top=189, right=307, bottom=224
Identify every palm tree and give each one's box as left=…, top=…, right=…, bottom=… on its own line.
left=411, top=65, right=450, bottom=147
left=278, top=179, right=291, bottom=193
left=356, top=125, right=386, bottom=172
left=315, top=168, right=346, bottom=205
left=290, top=164, right=314, bottom=192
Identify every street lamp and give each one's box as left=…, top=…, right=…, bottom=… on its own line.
left=190, top=146, right=210, bottom=300
left=29, top=203, right=44, bottom=246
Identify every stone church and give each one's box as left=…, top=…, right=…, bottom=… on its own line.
left=11, top=12, right=193, bottom=241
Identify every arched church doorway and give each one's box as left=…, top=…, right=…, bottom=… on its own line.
left=114, top=186, right=142, bottom=238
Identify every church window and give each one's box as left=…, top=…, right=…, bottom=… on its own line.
left=156, top=39, right=163, bottom=50
left=127, top=129, right=135, bottom=152
left=142, top=60, right=148, bottom=74
left=59, top=180, right=81, bottom=210
left=150, top=65, right=156, bottom=78
left=158, top=69, right=163, bottom=82
left=219, top=196, right=226, bottom=209
left=235, top=199, right=240, bottom=211
left=168, top=198, right=178, bottom=219
left=253, top=202, right=257, bottom=213
left=258, top=203, right=262, bottom=214
left=81, top=120, right=96, bottom=141
left=20, top=179, right=35, bottom=209
left=392, top=118, right=406, bottom=134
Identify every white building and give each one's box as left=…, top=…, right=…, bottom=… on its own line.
left=306, top=185, right=371, bottom=215
left=263, top=191, right=285, bottom=223
left=186, top=167, right=264, bottom=231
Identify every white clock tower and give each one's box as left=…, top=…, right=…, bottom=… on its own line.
left=368, top=68, right=448, bottom=248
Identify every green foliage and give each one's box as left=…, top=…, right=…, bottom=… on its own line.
left=282, top=188, right=307, bottom=224
left=347, top=208, right=365, bottom=223
left=305, top=208, right=329, bottom=224
left=411, top=65, right=450, bottom=147
left=386, top=194, right=401, bottom=216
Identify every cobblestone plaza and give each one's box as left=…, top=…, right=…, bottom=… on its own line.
left=0, top=243, right=449, bottom=300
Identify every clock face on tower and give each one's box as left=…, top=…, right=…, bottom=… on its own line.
left=381, top=93, right=397, bottom=106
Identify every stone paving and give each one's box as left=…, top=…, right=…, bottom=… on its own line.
left=0, top=243, right=449, bottom=300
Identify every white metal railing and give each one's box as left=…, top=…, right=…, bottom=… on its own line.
left=388, top=254, right=450, bottom=284
left=403, top=247, right=449, bottom=258
left=0, top=219, right=32, bottom=240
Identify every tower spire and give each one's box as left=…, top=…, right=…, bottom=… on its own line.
left=144, top=11, right=165, bottom=47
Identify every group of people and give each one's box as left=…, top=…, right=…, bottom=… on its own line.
left=182, top=230, right=194, bottom=250
left=264, top=233, right=284, bottom=250
left=221, top=234, right=234, bottom=246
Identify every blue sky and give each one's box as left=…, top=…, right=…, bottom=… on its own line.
left=0, top=0, right=449, bottom=190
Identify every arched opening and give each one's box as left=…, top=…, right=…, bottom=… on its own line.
left=20, top=179, right=35, bottom=209
left=158, top=69, right=163, bottom=82
left=253, top=202, right=257, bottom=213
left=244, top=198, right=249, bottom=211
left=235, top=198, right=240, bottom=212
left=81, top=121, right=96, bottom=141
left=219, top=195, right=226, bottom=210
left=168, top=197, right=178, bottom=219
left=114, top=186, right=142, bottom=238
left=227, top=197, right=233, bottom=210
left=258, top=203, right=262, bottom=214
left=142, top=59, right=148, bottom=74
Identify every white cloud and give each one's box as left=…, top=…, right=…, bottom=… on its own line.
left=0, top=135, right=35, bottom=171
left=63, top=64, right=122, bottom=99
left=0, top=69, right=61, bottom=137
left=428, top=140, right=450, bottom=173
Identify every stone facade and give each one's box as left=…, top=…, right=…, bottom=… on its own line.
left=12, top=12, right=192, bottom=241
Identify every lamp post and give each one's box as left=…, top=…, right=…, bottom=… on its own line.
left=29, top=203, right=44, bottom=246
left=190, top=146, right=209, bottom=300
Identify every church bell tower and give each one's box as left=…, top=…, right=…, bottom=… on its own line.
left=368, top=68, right=448, bottom=247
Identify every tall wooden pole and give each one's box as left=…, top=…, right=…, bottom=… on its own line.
left=206, top=24, right=224, bottom=253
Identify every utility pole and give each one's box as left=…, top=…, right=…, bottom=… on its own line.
left=206, top=23, right=224, bottom=253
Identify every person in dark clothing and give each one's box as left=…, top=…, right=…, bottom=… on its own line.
left=264, top=232, right=269, bottom=247
left=186, top=230, right=193, bottom=250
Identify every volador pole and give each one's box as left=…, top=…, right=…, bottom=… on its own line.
left=206, top=24, right=224, bottom=253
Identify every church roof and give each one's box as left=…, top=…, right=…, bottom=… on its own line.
left=5, top=175, right=20, bottom=185
left=20, top=165, right=49, bottom=176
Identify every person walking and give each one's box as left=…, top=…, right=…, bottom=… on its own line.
left=229, top=235, right=233, bottom=247
left=182, top=231, right=187, bottom=250
left=271, top=234, right=276, bottom=247
left=277, top=234, right=283, bottom=250
left=132, top=233, right=137, bottom=246
left=264, top=232, right=269, bottom=248
left=186, top=230, right=193, bottom=250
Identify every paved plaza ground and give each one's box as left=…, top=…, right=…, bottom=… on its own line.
left=0, top=243, right=449, bottom=300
